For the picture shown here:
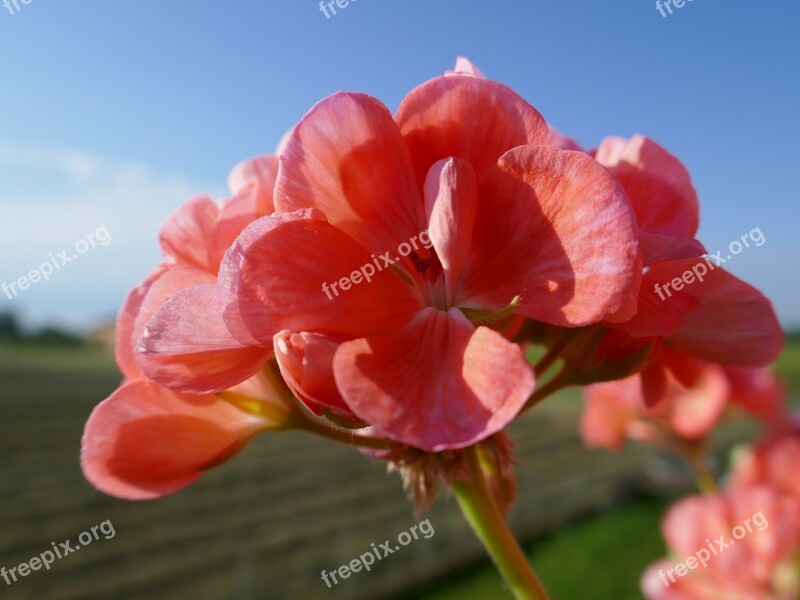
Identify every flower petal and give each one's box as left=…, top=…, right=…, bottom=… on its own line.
left=159, top=195, right=220, bottom=272
left=652, top=260, right=784, bottom=366
left=458, top=146, right=640, bottom=325
left=333, top=307, right=534, bottom=451
left=219, top=210, right=422, bottom=346
left=596, top=135, right=699, bottom=235
left=424, top=158, right=478, bottom=301
left=274, top=92, right=426, bottom=255
left=137, top=284, right=271, bottom=393
left=80, top=379, right=268, bottom=500
left=669, top=365, right=729, bottom=439
left=228, top=154, right=279, bottom=196
left=115, top=265, right=170, bottom=379
left=397, top=76, right=550, bottom=183
left=273, top=330, right=356, bottom=420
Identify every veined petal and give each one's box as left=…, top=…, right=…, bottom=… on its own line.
left=397, top=75, right=550, bottom=183
left=333, top=307, right=534, bottom=451
left=219, top=210, right=422, bottom=346
left=458, top=146, right=640, bottom=325
left=275, top=92, right=426, bottom=255
left=137, top=284, right=271, bottom=394
left=80, top=379, right=271, bottom=500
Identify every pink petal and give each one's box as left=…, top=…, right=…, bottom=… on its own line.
left=610, top=268, right=698, bottom=338
left=115, top=265, right=170, bottom=379
left=548, top=126, right=584, bottom=151
left=81, top=379, right=269, bottom=500
left=219, top=210, right=422, bottom=346
left=423, top=158, right=478, bottom=301
left=227, top=154, right=279, bottom=196
left=274, top=92, right=426, bottom=255
left=210, top=188, right=273, bottom=269
left=655, top=260, right=785, bottom=366
left=445, top=56, right=486, bottom=78
left=639, top=229, right=706, bottom=266
left=581, top=379, right=638, bottom=450
left=273, top=331, right=356, bottom=420
left=333, top=308, right=534, bottom=451
left=596, top=135, right=699, bottom=233
left=458, top=146, right=640, bottom=325
left=397, top=76, right=550, bottom=183
left=137, top=284, right=271, bottom=394
left=159, top=195, right=220, bottom=272
left=669, top=364, right=729, bottom=439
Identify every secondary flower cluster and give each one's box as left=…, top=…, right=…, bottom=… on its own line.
left=81, top=55, right=783, bottom=547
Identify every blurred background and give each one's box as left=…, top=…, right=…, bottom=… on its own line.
left=1, top=1, right=798, bottom=599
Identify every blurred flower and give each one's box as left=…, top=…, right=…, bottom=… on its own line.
left=641, top=487, right=800, bottom=599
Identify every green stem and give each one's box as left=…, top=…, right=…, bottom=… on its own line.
left=452, top=447, right=550, bottom=600
left=297, top=415, right=395, bottom=450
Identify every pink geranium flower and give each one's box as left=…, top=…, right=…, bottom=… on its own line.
left=641, top=488, right=800, bottom=599
left=214, top=69, right=641, bottom=451
left=581, top=361, right=730, bottom=450
left=81, top=156, right=289, bottom=499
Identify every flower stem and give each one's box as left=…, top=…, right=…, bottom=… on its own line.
left=452, top=446, right=550, bottom=600
left=296, top=415, right=395, bottom=450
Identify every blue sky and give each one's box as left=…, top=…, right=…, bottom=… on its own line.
left=1, top=1, right=798, bottom=331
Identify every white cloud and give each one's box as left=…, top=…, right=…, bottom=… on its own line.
left=0, top=140, right=226, bottom=330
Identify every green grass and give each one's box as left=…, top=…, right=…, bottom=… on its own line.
left=415, top=498, right=668, bottom=600
left=775, top=337, right=800, bottom=394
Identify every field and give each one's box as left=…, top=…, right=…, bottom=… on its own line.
left=0, top=340, right=796, bottom=600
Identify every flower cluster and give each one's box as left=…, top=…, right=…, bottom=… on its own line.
left=80, top=57, right=785, bottom=597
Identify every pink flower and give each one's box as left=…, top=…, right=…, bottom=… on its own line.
left=581, top=361, right=730, bottom=450
left=215, top=70, right=641, bottom=451
left=81, top=155, right=290, bottom=499
left=641, top=488, right=800, bottom=599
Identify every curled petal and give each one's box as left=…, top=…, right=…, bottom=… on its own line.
left=424, top=158, right=478, bottom=301
left=137, top=284, right=271, bottom=394
left=273, top=331, right=356, bottom=420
